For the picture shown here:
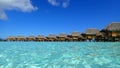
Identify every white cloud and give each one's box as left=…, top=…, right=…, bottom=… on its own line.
left=0, top=0, right=37, bottom=20
left=48, top=0, right=70, bottom=8
left=62, top=1, right=69, bottom=8
left=0, top=10, right=8, bottom=20
left=48, top=0, right=59, bottom=6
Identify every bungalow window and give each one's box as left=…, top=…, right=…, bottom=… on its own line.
left=87, top=35, right=92, bottom=39
left=112, top=32, right=117, bottom=37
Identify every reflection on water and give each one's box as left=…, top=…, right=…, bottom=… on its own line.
left=0, top=42, right=120, bottom=68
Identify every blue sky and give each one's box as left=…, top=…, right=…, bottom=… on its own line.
left=0, top=0, right=120, bottom=38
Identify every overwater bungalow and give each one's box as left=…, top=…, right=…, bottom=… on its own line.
left=96, top=32, right=105, bottom=41
left=26, top=35, right=35, bottom=41
left=68, top=31, right=84, bottom=41
left=7, top=36, right=16, bottom=41
left=101, top=22, right=120, bottom=41
left=16, top=36, right=25, bottom=41
left=82, top=28, right=100, bottom=41
left=46, top=34, right=57, bottom=41
left=57, top=33, right=68, bottom=41
left=36, top=35, right=45, bottom=41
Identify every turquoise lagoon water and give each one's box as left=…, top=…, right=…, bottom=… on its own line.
left=0, top=42, right=120, bottom=68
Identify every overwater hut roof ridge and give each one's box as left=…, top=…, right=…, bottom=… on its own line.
left=37, top=35, right=45, bottom=38
left=58, top=33, right=67, bottom=37
left=48, top=34, right=56, bottom=38
left=27, top=35, right=35, bottom=37
left=71, top=31, right=81, bottom=36
left=84, top=28, right=100, bottom=34
left=103, top=22, right=120, bottom=31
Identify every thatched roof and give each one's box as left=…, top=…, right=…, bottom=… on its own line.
left=96, top=32, right=104, bottom=37
left=47, top=34, right=56, bottom=38
left=8, top=36, right=15, bottom=38
left=16, top=36, right=25, bottom=39
left=27, top=36, right=35, bottom=39
left=7, top=36, right=16, bottom=40
left=58, top=33, right=67, bottom=38
left=103, top=22, right=120, bottom=31
left=16, top=36, right=25, bottom=41
left=71, top=31, right=81, bottom=36
left=84, top=28, right=100, bottom=34
left=37, top=35, right=45, bottom=38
